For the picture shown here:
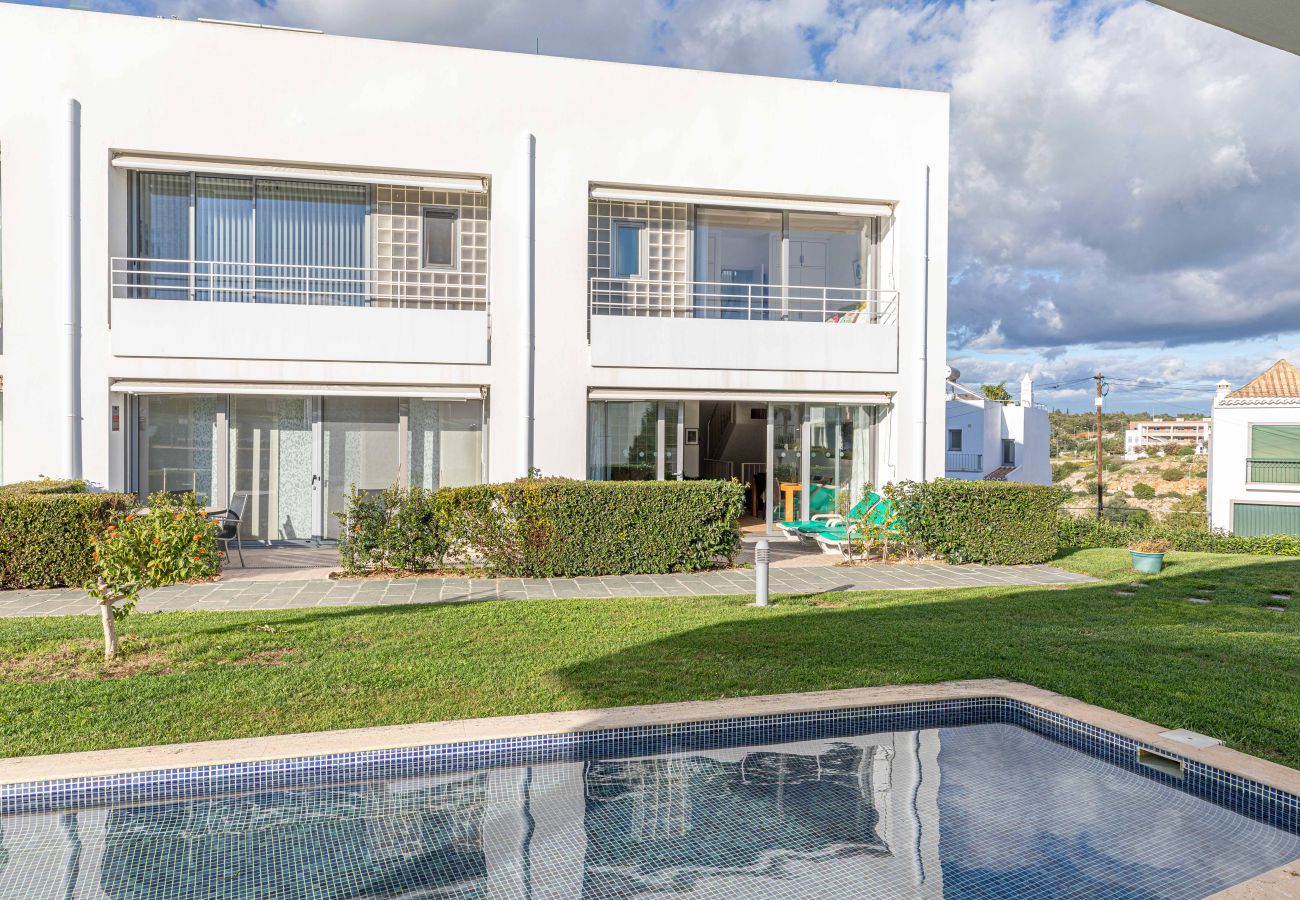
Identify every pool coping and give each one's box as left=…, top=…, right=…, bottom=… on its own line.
left=3, top=677, right=1299, bottom=798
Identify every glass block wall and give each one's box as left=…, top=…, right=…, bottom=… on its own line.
left=374, top=186, right=489, bottom=310
left=588, top=199, right=691, bottom=316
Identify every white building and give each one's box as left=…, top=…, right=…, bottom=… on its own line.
left=1209, top=359, right=1300, bottom=536
left=943, top=374, right=1050, bottom=485
left=1123, top=417, right=1210, bottom=459
left=0, top=5, right=948, bottom=540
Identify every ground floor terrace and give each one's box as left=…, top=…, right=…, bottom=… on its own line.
left=96, top=385, right=903, bottom=542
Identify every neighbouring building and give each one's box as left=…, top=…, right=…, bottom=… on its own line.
left=0, top=5, right=949, bottom=539
left=1123, top=417, right=1210, bottom=459
left=943, top=374, right=1051, bottom=485
left=1209, top=359, right=1300, bottom=536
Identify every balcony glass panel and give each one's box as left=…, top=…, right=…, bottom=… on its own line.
left=133, top=173, right=190, bottom=299
left=256, top=179, right=367, bottom=305
left=693, top=208, right=782, bottom=320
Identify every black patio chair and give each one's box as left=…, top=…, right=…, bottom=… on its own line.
left=212, top=490, right=250, bottom=567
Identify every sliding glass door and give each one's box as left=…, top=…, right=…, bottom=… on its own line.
left=766, top=403, right=880, bottom=533
left=136, top=393, right=485, bottom=542
left=587, top=401, right=685, bottom=480
left=228, top=396, right=314, bottom=542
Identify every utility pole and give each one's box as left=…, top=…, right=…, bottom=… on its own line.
left=1094, top=373, right=1104, bottom=520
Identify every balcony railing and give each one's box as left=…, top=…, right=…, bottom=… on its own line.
left=1247, top=458, right=1300, bottom=484
left=946, top=451, right=983, bottom=473
left=589, top=278, right=898, bottom=325
left=111, top=257, right=488, bottom=311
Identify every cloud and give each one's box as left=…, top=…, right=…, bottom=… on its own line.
left=827, top=0, right=1300, bottom=356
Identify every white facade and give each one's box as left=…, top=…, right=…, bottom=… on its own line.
left=1209, top=368, right=1300, bottom=536
left=0, top=5, right=948, bottom=538
left=1123, top=417, right=1210, bottom=459
left=943, top=376, right=1050, bottom=485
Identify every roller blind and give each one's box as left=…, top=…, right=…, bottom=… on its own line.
left=1251, top=425, right=1300, bottom=460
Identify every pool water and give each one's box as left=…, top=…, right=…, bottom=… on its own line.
left=3, top=722, right=1299, bottom=899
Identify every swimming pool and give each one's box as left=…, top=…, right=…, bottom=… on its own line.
left=2, top=697, right=1299, bottom=898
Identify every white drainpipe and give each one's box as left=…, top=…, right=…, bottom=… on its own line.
left=914, top=165, right=931, bottom=481
left=519, top=132, right=536, bottom=477
left=65, top=98, right=83, bottom=479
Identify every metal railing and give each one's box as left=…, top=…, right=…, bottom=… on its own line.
left=589, top=278, right=898, bottom=325
left=1247, top=458, right=1300, bottom=484
left=946, top=451, right=983, bottom=473
left=701, top=459, right=735, bottom=480
left=111, top=257, right=488, bottom=311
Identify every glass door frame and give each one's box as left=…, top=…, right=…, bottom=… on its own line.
left=764, top=402, right=881, bottom=536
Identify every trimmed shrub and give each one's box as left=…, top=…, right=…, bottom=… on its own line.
left=336, top=485, right=452, bottom=575
left=442, top=478, right=746, bottom=577
left=1132, top=482, right=1155, bottom=500
left=1055, top=516, right=1300, bottom=556
left=890, top=479, right=1068, bottom=565
left=0, top=479, right=88, bottom=495
left=0, top=490, right=135, bottom=589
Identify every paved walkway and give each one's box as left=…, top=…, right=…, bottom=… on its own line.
left=0, top=563, right=1095, bottom=617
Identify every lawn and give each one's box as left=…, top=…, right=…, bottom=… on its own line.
left=1, top=549, right=1298, bottom=767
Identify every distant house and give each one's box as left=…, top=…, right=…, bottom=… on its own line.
left=1209, top=359, right=1300, bottom=536
left=1124, top=418, right=1210, bottom=459
left=944, top=375, right=1051, bottom=484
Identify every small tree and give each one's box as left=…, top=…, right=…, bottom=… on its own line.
left=87, top=493, right=221, bottom=660
left=1132, top=482, right=1156, bottom=500
left=981, top=383, right=1013, bottom=403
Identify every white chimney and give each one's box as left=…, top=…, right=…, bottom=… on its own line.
left=1019, top=374, right=1034, bottom=408
left=1215, top=380, right=1231, bottom=405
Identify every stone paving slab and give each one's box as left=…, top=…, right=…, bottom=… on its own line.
left=0, top=564, right=1096, bottom=617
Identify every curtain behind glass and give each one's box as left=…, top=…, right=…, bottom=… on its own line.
left=195, top=176, right=253, bottom=302
left=134, top=173, right=190, bottom=299
left=138, top=395, right=220, bottom=504
left=588, top=401, right=657, bottom=481
left=409, top=400, right=484, bottom=490
left=256, top=180, right=367, bottom=305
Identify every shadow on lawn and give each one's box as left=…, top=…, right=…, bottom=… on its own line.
left=547, top=555, right=1300, bottom=747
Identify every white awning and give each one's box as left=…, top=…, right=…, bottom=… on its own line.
left=590, top=184, right=894, bottom=218
left=111, top=380, right=484, bottom=400
left=588, top=388, right=892, bottom=405
left=111, top=153, right=488, bottom=193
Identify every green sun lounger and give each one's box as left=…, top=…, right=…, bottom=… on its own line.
left=777, top=492, right=879, bottom=537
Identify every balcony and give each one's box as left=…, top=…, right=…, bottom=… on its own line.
left=109, top=258, right=489, bottom=365
left=1247, top=458, right=1300, bottom=485
left=587, top=278, right=899, bottom=373
left=946, top=451, right=983, bottom=473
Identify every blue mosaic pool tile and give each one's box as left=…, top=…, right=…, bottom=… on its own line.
left=3, top=694, right=1298, bottom=841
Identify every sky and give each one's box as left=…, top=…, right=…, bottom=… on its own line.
left=18, top=0, right=1300, bottom=412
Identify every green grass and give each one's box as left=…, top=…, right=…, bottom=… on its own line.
left=1, top=549, right=1298, bottom=767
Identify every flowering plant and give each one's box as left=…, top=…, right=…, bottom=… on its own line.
left=87, top=492, right=221, bottom=659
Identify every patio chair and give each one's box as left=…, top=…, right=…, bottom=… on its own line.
left=211, top=490, right=250, bottom=568
left=777, top=492, right=879, bottom=538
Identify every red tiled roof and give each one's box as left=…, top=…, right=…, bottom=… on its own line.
left=1227, top=359, right=1300, bottom=399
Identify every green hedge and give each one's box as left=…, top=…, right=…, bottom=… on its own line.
left=339, top=478, right=745, bottom=577
left=0, top=490, right=135, bottom=589
left=1056, top=516, right=1300, bottom=556
left=0, top=479, right=88, bottom=496
left=891, top=479, right=1068, bottom=565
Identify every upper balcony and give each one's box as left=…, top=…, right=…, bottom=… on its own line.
left=585, top=190, right=899, bottom=373
left=109, top=166, right=490, bottom=365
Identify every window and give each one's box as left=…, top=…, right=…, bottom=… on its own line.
left=1249, top=424, right=1300, bottom=484
left=1002, top=439, right=1016, bottom=466
left=421, top=207, right=459, bottom=269
left=948, top=429, right=963, bottom=452
left=613, top=222, right=645, bottom=278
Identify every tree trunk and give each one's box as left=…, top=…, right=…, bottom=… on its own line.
left=100, top=601, right=118, bottom=661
